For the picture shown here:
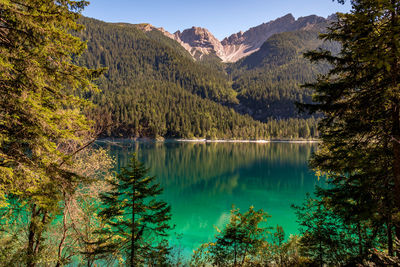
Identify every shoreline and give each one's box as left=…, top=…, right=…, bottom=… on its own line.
left=175, top=139, right=319, bottom=143
left=97, top=138, right=320, bottom=144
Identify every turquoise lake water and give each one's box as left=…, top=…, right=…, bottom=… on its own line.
left=100, top=140, right=324, bottom=257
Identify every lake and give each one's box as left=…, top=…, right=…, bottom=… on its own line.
left=99, top=140, right=324, bottom=258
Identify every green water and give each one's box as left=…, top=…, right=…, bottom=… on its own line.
left=100, top=140, right=323, bottom=256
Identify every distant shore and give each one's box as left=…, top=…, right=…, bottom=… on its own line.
left=97, top=138, right=320, bottom=143
left=174, top=139, right=319, bottom=143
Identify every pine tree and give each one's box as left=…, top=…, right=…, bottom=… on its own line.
left=0, top=0, right=100, bottom=201
left=207, top=206, right=270, bottom=267
left=300, top=0, right=400, bottom=261
left=95, top=154, right=172, bottom=266
left=0, top=1, right=100, bottom=265
left=293, top=195, right=358, bottom=266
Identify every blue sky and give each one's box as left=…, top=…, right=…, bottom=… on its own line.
left=83, top=0, right=351, bottom=40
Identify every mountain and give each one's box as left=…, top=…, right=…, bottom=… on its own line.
left=174, top=27, right=225, bottom=61
left=151, top=13, right=330, bottom=62
left=137, top=24, right=224, bottom=62
left=227, top=29, right=339, bottom=122
left=221, top=14, right=328, bottom=62
left=77, top=17, right=318, bottom=139
left=73, top=13, right=339, bottom=139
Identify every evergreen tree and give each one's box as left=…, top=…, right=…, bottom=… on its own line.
left=95, top=154, right=172, bottom=266
left=300, top=0, right=400, bottom=262
left=0, top=1, right=100, bottom=265
left=271, top=225, right=285, bottom=266
left=0, top=0, right=100, bottom=201
left=192, top=206, right=270, bottom=267
left=293, top=195, right=359, bottom=266
left=191, top=206, right=306, bottom=266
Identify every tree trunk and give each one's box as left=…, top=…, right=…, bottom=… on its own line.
left=392, top=101, right=400, bottom=240
left=357, top=222, right=363, bottom=256
left=131, top=187, right=135, bottom=267
left=384, top=163, right=394, bottom=257
left=34, top=211, right=47, bottom=257
left=390, top=0, right=400, bottom=245
left=27, top=207, right=47, bottom=267
left=319, top=239, right=323, bottom=267
left=388, top=216, right=394, bottom=256
left=233, top=242, right=237, bottom=267
left=56, top=199, right=68, bottom=267
left=27, top=204, right=38, bottom=267
left=240, top=246, right=248, bottom=266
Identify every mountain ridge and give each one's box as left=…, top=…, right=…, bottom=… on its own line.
left=133, top=13, right=332, bottom=62
left=74, top=14, right=332, bottom=139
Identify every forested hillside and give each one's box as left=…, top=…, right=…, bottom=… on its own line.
left=228, top=27, right=340, bottom=121
left=77, top=17, right=324, bottom=139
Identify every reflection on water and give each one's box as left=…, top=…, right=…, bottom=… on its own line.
left=99, top=140, right=323, bottom=255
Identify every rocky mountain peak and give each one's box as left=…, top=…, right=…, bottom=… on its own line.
left=274, top=13, right=296, bottom=24
left=219, top=13, right=328, bottom=62
left=135, top=23, right=176, bottom=39
left=137, top=13, right=330, bottom=62
left=176, top=26, right=221, bottom=49
left=171, top=26, right=225, bottom=60
left=296, top=15, right=327, bottom=28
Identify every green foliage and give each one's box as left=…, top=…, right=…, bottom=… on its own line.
left=227, top=27, right=339, bottom=121
left=78, top=17, right=236, bottom=104
left=370, top=239, right=400, bottom=266
left=191, top=206, right=270, bottom=267
left=76, top=17, right=320, bottom=140
left=0, top=1, right=102, bottom=266
left=0, top=146, right=116, bottom=266
left=191, top=206, right=306, bottom=267
left=0, top=0, right=100, bottom=204
left=271, top=234, right=308, bottom=267
left=300, top=0, right=400, bottom=264
left=209, top=206, right=269, bottom=266
left=94, top=154, right=172, bottom=266
left=293, top=194, right=362, bottom=266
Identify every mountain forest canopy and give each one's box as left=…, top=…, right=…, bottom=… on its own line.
left=75, top=16, right=329, bottom=140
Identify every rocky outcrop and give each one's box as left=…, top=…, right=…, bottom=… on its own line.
left=137, top=13, right=330, bottom=62
left=136, top=23, right=176, bottom=40
left=220, top=14, right=296, bottom=62
left=220, top=14, right=328, bottom=62
left=173, top=27, right=225, bottom=60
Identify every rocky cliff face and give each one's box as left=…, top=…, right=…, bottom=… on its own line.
left=173, top=27, right=225, bottom=60
left=220, top=13, right=297, bottom=62
left=220, top=14, right=328, bottom=62
left=137, top=13, right=330, bottom=62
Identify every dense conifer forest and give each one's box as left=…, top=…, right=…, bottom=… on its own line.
left=228, top=30, right=340, bottom=121
left=76, top=17, right=322, bottom=139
